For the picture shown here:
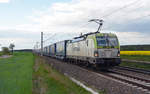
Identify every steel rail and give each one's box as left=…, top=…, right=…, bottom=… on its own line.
left=103, top=72, right=150, bottom=91
left=108, top=70, right=150, bottom=83
left=42, top=55, right=150, bottom=92
left=114, top=66, right=150, bottom=75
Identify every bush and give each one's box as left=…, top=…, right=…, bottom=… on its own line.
left=0, top=52, right=2, bottom=56
left=2, top=47, right=10, bottom=55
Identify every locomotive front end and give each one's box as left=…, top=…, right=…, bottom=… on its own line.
left=94, top=33, right=121, bottom=67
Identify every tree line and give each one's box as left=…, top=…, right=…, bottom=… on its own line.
left=0, top=43, right=15, bottom=56
left=120, top=45, right=150, bottom=51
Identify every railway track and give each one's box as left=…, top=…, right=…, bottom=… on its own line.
left=103, top=71, right=150, bottom=92
left=84, top=66, right=150, bottom=93
left=114, top=66, right=150, bottom=75
left=43, top=56, right=150, bottom=93
left=94, top=69, right=150, bottom=93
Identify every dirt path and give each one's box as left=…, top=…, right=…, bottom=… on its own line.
left=0, top=55, right=12, bottom=59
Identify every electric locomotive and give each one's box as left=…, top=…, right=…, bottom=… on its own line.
left=66, top=32, right=121, bottom=67
left=36, top=19, right=121, bottom=68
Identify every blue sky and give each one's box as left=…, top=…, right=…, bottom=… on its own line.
left=0, top=0, right=71, bottom=26
left=0, top=0, right=150, bottom=49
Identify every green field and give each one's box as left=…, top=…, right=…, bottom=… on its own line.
left=0, top=52, right=97, bottom=94
left=120, top=45, right=150, bottom=51
left=32, top=55, right=93, bottom=94
left=120, top=55, right=150, bottom=70
left=121, top=55, right=150, bottom=62
left=0, top=52, right=34, bottom=94
left=120, top=62, right=150, bottom=70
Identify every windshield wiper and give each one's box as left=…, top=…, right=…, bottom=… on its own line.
left=106, top=36, right=114, bottom=48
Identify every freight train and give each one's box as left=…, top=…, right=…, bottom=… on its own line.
left=35, top=32, right=121, bottom=68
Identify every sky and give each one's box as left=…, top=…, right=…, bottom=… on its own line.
left=0, top=0, right=150, bottom=50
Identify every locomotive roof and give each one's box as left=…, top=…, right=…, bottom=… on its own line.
left=74, top=32, right=116, bottom=39
left=96, top=33, right=116, bottom=37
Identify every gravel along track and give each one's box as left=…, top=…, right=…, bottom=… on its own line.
left=90, top=68, right=150, bottom=93
left=104, top=71, right=150, bottom=92
left=42, top=56, right=150, bottom=94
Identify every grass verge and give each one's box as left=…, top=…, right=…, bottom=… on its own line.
left=121, top=55, right=150, bottom=62
left=32, top=55, right=93, bottom=94
left=0, top=52, right=34, bottom=94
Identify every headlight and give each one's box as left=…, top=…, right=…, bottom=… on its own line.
left=118, top=51, right=120, bottom=57
left=94, top=51, right=99, bottom=57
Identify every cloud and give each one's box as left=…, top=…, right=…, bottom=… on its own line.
left=27, top=0, right=150, bottom=32
left=104, top=31, right=150, bottom=45
left=26, top=0, right=150, bottom=45
left=0, top=0, right=10, bottom=3
left=1, top=0, right=150, bottom=49
left=0, top=30, right=40, bottom=50
left=0, top=37, right=35, bottom=50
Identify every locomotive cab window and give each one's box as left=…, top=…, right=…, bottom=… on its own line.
left=107, top=36, right=118, bottom=47
left=96, top=36, right=107, bottom=46
left=96, top=36, right=118, bottom=47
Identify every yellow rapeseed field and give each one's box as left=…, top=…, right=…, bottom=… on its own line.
left=120, top=51, right=150, bottom=55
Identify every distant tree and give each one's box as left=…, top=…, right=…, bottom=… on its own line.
left=9, top=43, right=15, bottom=54
left=2, top=47, right=10, bottom=55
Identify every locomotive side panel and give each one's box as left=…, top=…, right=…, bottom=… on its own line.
left=66, top=35, right=96, bottom=61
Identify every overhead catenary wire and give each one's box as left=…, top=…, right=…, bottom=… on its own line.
left=40, top=0, right=141, bottom=41
left=99, top=0, right=149, bottom=30
left=78, top=0, right=143, bottom=32
left=129, top=14, right=150, bottom=22
left=34, top=0, right=148, bottom=49
left=76, top=0, right=141, bottom=34
left=41, top=21, right=92, bottom=43
left=102, top=14, right=150, bottom=30
left=101, top=0, right=141, bottom=19
left=43, top=33, right=57, bottom=43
